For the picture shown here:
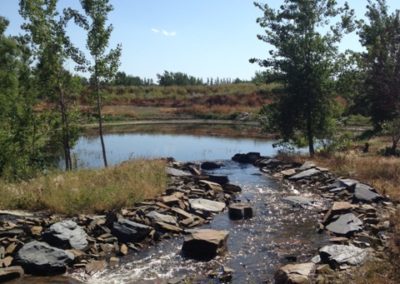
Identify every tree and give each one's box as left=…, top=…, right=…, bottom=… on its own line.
left=358, top=0, right=400, bottom=129
left=19, top=0, right=85, bottom=170
left=251, top=0, right=354, bottom=156
left=81, top=0, right=121, bottom=168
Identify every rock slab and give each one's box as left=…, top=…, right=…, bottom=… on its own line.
left=0, top=266, right=24, bottom=282
left=275, top=262, right=315, bottom=284
left=182, top=229, right=229, bottom=260
left=42, top=220, right=88, bottom=250
left=319, top=245, right=368, bottom=268
left=16, top=241, right=74, bottom=275
left=189, top=198, right=226, bottom=213
left=228, top=203, right=253, bottom=220
left=325, top=213, right=362, bottom=236
left=111, top=219, right=152, bottom=243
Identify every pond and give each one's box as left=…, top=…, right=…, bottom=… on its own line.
left=65, top=124, right=282, bottom=169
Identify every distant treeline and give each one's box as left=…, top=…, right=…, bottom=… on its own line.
left=111, top=70, right=265, bottom=87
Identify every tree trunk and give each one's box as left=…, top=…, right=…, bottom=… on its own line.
left=306, top=114, right=315, bottom=157
left=96, top=79, right=108, bottom=168
left=59, top=86, right=72, bottom=171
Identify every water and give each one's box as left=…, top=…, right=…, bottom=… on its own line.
left=69, top=133, right=278, bottom=169
left=71, top=161, right=328, bottom=284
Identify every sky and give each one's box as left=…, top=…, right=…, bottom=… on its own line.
left=2, top=0, right=400, bottom=81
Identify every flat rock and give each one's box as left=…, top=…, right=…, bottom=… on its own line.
left=199, top=180, right=223, bottom=192
left=189, top=199, right=226, bottom=213
left=146, top=211, right=178, bottom=225
left=206, top=175, right=229, bottom=185
left=0, top=210, right=33, bottom=217
left=166, top=167, right=191, bottom=177
left=85, top=260, right=107, bottom=275
left=319, top=245, right=369, bottom=268
left=289, top=168, right=321, bottom=181
left=331, top=202, right=355, bottom=212
left=42, top=220, right=88, bottom=250
left=275, top=262, right=315, bottom=284
left=182, top=229, right=229, bottom=260
left=283, top=196, right=314, bottom=207
left=280, top=169, right=296, bottom=177
left=353, top=183, right=381, bottom=203
left=222, top=183, right=242, bottom=193
left=325, top=213, right=362, bottom=236
left=0, top=266, right=24, bottom=282
left=228, top=203, right=253, bottom=220
left=299, top=161, right=316, bottom=171
left=111, top=219, right=152, bottom=243
left=338, top=179, right=358, bottom=188
left=16, top=241, right=74, bottom=275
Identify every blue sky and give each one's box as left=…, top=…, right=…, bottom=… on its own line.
left=2, top=0, right=400, bottom=80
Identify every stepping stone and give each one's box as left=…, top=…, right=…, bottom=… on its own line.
left=275, top=262, right=315, bottom=284
left=189, top=198, right=226, bottom=213
left=182, top=229, right=229, bottom=261
left=228, top=203, right=253, bottom=220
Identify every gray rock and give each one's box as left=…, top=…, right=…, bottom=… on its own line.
left=146, top=211, right=178, bottom=225
left=353, top=183, right=381, bottom=203
left=16, top=241, right=74, bottom=275
left=319, top=245, right=369, bottom=268
left=111, top=219, right=152, bottom=243
left=299, top=161, right=316, bottom=171
left=289, top=168, right=321, bottom=181
left=182, top=229, right=229, bottom=260
left=222, top=183, right=242, bottom=193
left=275, top=262, right=315, bottom=284
left=201, top=161, right=222, bottom=170
left=232, top=152, right=261, bottom=164
left=325, top=213, right=363, bottom=236
left=0, top=266, right=24, bottom=282
left=283, top=196, right=314, bottom=207
left=189, top=198, right=226, bottom=213
left=42, top=220, right=88, bottom=250
left=166, top=167, right=191, bottom=177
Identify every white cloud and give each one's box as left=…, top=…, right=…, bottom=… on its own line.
left=151, top=28, right=176, bottom=37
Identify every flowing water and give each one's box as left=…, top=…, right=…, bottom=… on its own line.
left=38, top=125, right=328, bottom=283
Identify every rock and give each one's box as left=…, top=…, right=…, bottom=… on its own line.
left=109, top=256, right=119, bottom=268
left=299, top=161, right=316, bottom=171
left=222, top=183, right=242, bottom=193
left=189, top=198, right=226, bottom=213
left=283, top=196, right=314, bottom=207
left=0, top=210, right=33, bottom=217
left=331, top=202, right=355, bottom=212
left=168, top=276, right=187, bottom=284
left=275, top=262, right=315, bottom=284
left=0, top=266, right=24, bottom=282
left=319, top=245, right=369, bottom=269
left=325, top=213, right=363, bottom=236
left=146, top=211, right=178, bottom=225
left=42, top=220, right=88, bottom=250
left=232, top=152, right=261, bottom=164
left=111, top=219, right=152, bottom=243
left=199, top=180, right=223, bottom=192
left=280, top=169, right=296, bottom=177
left=166, top=167, right=191, bottom=177
left=30, top=226, right=43, bottom=236
left=289, top=168, right=321, bottom=181
left=156, top=221, right=183, bottom=233
left=0, top=256, right=13, bottom=267
left=0, top=229, right=24, bottom=238
left=353, top=183, right=381, bottom=203
left=228, top=203, right=253, bottom=220
left=85, top=260, right=107, bottom=275
left=207, top=175, right=229, bottom=185
left=338, top=179, right=358, bottom=188
left=201, top=161, right=222, bottom=170
left=182, top=229, right=229, bottom=261
left=15, top=241, right=74, bottom=275
left=120, top=244, right=128, bottom=255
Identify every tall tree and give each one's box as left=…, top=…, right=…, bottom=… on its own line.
left=19, top=0, right=85, bottom=170
left=251, top=0, right=354, bottom=156
left=81, top=0, right=121, bottom=168
left=358, top=0, right=400, bottom=129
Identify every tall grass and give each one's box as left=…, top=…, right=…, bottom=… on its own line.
left=0, top=159, right=167, bottom=215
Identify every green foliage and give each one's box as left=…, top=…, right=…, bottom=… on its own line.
left=252, top=0, right=354, bottom=155
left=157, top=71, right=204, bottom=86
left=358, top=0, right=400, bottom=128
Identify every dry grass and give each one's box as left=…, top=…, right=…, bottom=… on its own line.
left=0, top=159, right=167, bottom=215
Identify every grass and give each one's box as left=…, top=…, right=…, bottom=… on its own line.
left=0, top=159, right=167, bottom=215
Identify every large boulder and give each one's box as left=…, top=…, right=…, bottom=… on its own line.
left=228, top=203, right=253, bottom=220
left=189, top=198, right=226, bottom=213
left=201, top=161, right=222, bottom=170
left=319, top=245, right=369, bottom=269
left=42, top=220, right=88, bottom=250
left=275, top=262, right=315, bottom=284
left=111, top=219, right=152, bottom=243
left=182, top=229, right=229, bottom=261
left=325, top=213, right=362, bottom=236
left=15, top=241, right=74, bottom=275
